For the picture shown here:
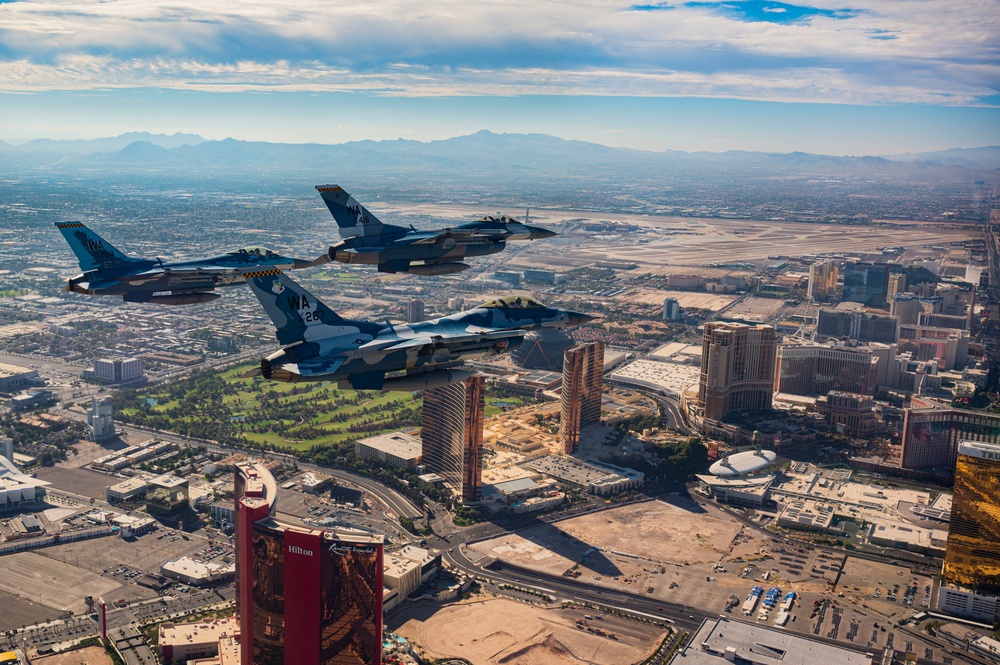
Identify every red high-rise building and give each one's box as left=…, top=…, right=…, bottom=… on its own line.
left=235, top=462, right=384, bottom=665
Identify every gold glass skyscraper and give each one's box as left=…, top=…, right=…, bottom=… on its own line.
left=942, top=441, right=1000, bottom=590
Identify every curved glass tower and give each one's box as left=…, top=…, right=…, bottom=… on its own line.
left=421, top=376, right=485, bottom=501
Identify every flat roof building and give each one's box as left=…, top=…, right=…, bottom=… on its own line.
left=160, top=556, right=235, bottom=585
left=842, top=261, right=890, bottom=308
left=669, top=617, right=872, bottom=665
left=775, top=344, right=879, bottom=396
left=868, top=519, right=947, bottom=555
left=817, top=309, right=899, bottom=344
left=105, top=477, right=148, bottom=503
left=816, top=391, right=878, bottom=436
left=808, top=260, right=839, bottom=300
left=87, top=395, right=115, bottom=442
left=0, top=455, right=49, bottom=510
left=299, top=472, right=333, bottom=494
left=354, top=432, right=421, bottom=470
left=608, top=359, right=701, bottom=399
left=523, top=455, right=643, bottom=496
left=0, top=363, right=38, bottom=393
left=159, top=617, right=239, bottom=664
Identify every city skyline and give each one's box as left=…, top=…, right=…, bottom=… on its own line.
left=1, top=0, right=998, bottom=153
left=0, top=168, right=998, bottom=663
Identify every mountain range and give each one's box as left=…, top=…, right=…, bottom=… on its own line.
left=1, top=130, right=998, bottom=173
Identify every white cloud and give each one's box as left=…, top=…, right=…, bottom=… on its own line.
left=0, top=0, right=995, bottom=105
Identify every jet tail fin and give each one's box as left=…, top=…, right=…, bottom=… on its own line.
left=315, top=184, right=385, bottom=241
left=243, top=268, right=351, bottom=345
left=55, top=222, right=138, bottom=272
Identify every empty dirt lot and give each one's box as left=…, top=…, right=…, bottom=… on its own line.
left=471, top=498, right=748, bottom=576
left=31, top=646, right=113, bottom=665
left=391, top=598, right=664, bottom=665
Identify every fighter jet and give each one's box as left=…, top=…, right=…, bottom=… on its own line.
left=316, top=184, right=556, bottom=275
left=243, top=268, right=594, bottom=391
left=56, top=221, right=323, bottom=305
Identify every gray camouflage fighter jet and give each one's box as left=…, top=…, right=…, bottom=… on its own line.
left=316, top=184, right=556, bottom=275
left=243, top=268, right=594, bottom=391
left=56, top=221, right=323, bottom=305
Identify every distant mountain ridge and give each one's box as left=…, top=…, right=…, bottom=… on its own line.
left=881, top=146, right=1000, bottom=170
left=1, top=131, right=204, bottom=153
left=2, top=130, right=998, bottom=171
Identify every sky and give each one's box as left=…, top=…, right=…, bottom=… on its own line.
left=1, top=0, right=998, bottom=154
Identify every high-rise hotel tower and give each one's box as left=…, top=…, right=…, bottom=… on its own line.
left=235, top=462, right=384, bottom=665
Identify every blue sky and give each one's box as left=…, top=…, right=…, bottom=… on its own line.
left=1, top=0, right=998, bottom=153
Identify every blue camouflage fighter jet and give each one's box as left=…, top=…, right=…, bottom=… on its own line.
left=317, top=184, right=556, bottom=275
left=56, top=221, right=323, bottom=305
left=243, top=268, right=595, bottom=391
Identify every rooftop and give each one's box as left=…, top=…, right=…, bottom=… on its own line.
left=609, top=359, right=701, bottom=398
left=524, top=454, right=642, bottom=487
left=0, top=363, right=37, bottom=377
left=356, top=432, right=422, bottom=460
left=958, top=440, right=1000, bottom=460
left=108, top=477, right=148, bottom=492
left=674, top=617, right=872, bottom=664
left=709, top=449, right=777, bottom=477
left=149, top=473, right=188, bottom=489
left=160, top=556, right=234, bottom=582
left=490, top=477, right=539, bottom=495
left=159, top=617, right=238, bottom=648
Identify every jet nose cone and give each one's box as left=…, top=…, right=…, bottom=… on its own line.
left=566, top=310, right=598, bottom=327
left=527, top=226, right=557, bottom=240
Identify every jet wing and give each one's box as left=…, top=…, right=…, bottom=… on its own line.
left=128, top=266, right=239, bottom=283
left=120, top=270, right=168, bottom=285
left=374, top=329, right=526, bottom=352
left=394, top=230, right=446, bottom=246
left=401, top=228, right=486, bottom=245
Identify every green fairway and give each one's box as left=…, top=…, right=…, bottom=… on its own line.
left=115, top=362, right=422, bottom=452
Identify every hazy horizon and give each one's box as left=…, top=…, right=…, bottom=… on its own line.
left=2, top=120, right=999, bottom=158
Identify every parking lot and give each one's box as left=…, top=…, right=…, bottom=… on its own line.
left=39, top=529, right=188, bottom=574
left=836, top=557, right=934, bottom=621
left=0, top=551, right=122, bottom=622
left=33, top=466, right=118, bottom=501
